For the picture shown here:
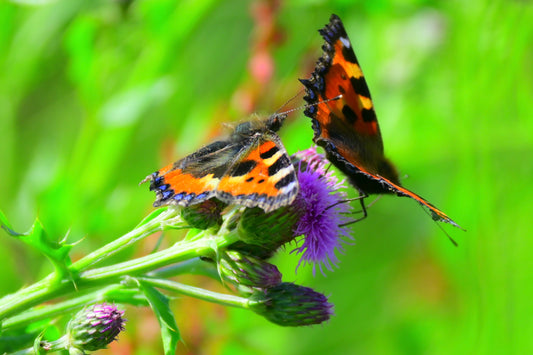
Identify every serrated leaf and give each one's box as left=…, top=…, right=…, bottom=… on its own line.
left=139, top=282, right=180, bottom=355
left=0, top=210, right=73, bottom=280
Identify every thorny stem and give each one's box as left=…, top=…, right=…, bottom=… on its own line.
left=0, top=207, right=241, bottom=322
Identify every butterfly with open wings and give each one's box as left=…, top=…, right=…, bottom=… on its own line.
left=142, top=114, right=299, bottom=213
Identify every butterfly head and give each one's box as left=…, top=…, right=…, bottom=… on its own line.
left=265, top=113, right=287, bottom=132
left=231, top=113, right=288, bottom=139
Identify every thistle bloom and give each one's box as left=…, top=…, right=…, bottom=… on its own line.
left=291, top=147, right=354, bottom=275
left=66, top=303, right=126, bottom=353
left=233, top=147, right=353, bottom=274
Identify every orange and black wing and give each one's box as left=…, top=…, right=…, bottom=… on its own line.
left=143, top=125, right=298, bottom=213
left=300, top=14, right=400, bottom=194
left=301, top=14, right=461, bottom=228
left=216, top=132, right=299, bottom=213
left=142, top=140, right=239, bottom=208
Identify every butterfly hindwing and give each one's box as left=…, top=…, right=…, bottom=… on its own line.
left=217, top=133, right=298, bottom=212
left=301, top=14, right=461, bottom=229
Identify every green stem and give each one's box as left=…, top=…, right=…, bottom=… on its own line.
left=80, top=229, right=239, bottom=282
left=0, top=224, right=239, bottom=320
left=71, top=207, right=186, bottom=272
left=10, top=348, right=35, bottom=355
left=2, top=284, right=145, bottom=330
left=0, top=275, right=69, bottom=321
left=136, top=277, right=252, bottom=309
left=147, top=258, right=219, bottom=279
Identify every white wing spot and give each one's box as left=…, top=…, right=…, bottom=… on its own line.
left=340, top=36, right=351, bottom=48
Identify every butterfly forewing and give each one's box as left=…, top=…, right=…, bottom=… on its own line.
left=301, top=14, right=462, bottom=230
left=146, top=140, right=241, bottom=207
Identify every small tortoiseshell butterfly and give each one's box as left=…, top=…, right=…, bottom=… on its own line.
left=142, top=114, right=299, bottom=213
left=300, top=14, right=462, bottom=231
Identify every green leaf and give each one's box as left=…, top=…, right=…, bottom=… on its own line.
left=106, top=288, right=149, bottom=308
left=0, top=210, right=74, bottom=281
left=139, top=282, right=180, bottom=355
left=134, top=206, right=170, bottom=229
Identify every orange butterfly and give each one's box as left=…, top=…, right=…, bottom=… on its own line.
left=300, top=14, right=462, bottom=233
left=142, top=114, right=299, bottom=213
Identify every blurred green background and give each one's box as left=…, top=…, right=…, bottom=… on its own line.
left=1, top=0, right=532, bottom=354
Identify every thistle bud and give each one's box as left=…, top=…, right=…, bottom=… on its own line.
left=67, top=303, right=126, bottom=353
left=249, top=283, right=333, bottom=326
left=235, top=206, right=301, bottom=258
left=181, top=199, right=225, bottom=229
left=219, top=250, right=282, bottom=289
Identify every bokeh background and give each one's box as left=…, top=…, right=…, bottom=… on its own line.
left=1, top=0, right=532, bottom=354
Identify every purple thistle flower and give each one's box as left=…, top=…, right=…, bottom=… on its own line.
left=291, top=147, right=354, bottom=275
left=67, top=303, right=126, bottom=352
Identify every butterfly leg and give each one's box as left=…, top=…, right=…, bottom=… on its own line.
left=365, top=194, right=382, bottom=209
left=336, top=191, right=368, bottom=227
left=359, top=193, right=368, bottom=218
left=327, top=194, right=366, bottom=211
left=352, top=191, right=368, bottom=223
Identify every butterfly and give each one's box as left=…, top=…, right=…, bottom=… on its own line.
left=142, top=113, right=299, bottom=213
left=300, top=14, right=462, bottom=233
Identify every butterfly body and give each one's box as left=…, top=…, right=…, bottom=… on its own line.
left=301, top=14, right=461, bottom=229
left=143, top=114, right=299, bottom=213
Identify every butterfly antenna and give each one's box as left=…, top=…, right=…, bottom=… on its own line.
left=275, top=89, right=305, bottom=114
left=277, top=94, right=343, bottom=117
